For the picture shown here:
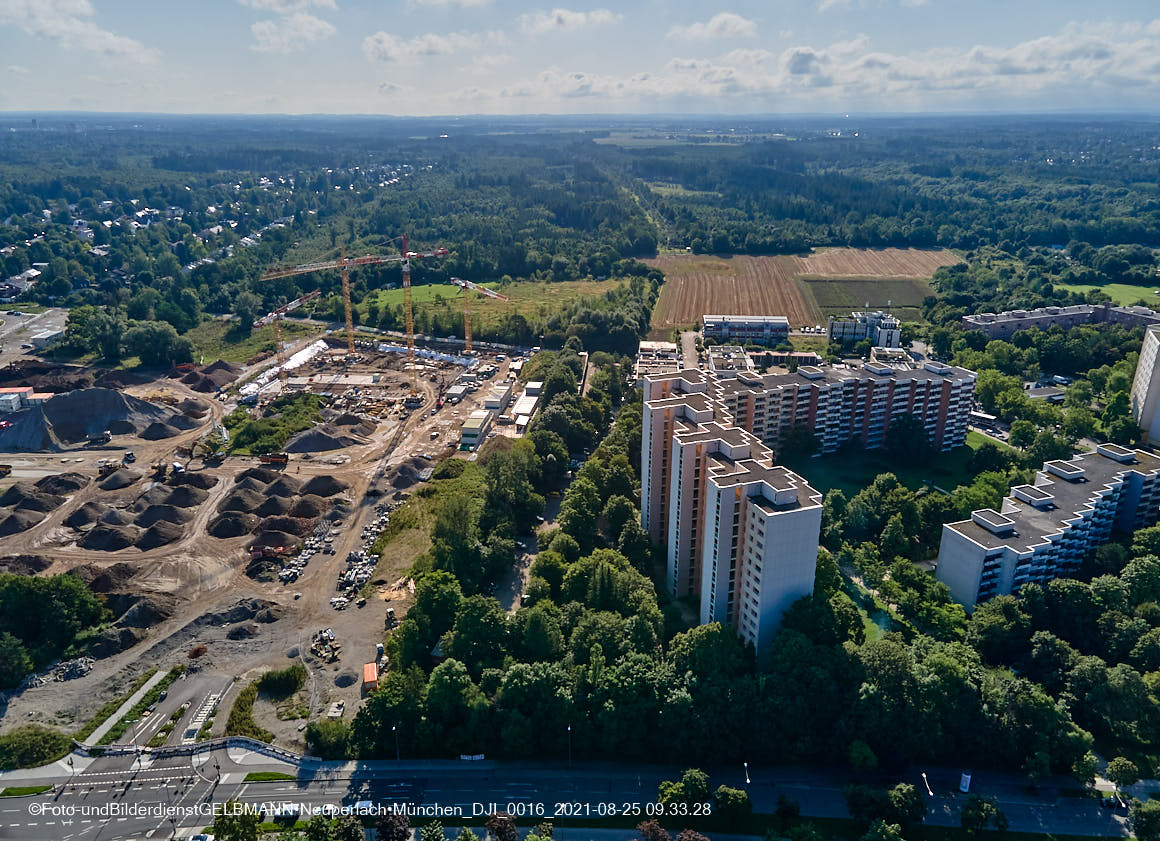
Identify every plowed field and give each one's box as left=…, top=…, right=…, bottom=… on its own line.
left=647, top=248, right=962, bottom=336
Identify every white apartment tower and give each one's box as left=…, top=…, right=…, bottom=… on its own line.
left=1131, top=325, right=1160, bottom=442
left=936, top=444, right=1160, bottom=608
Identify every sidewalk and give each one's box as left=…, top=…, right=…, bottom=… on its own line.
left=83, top=669, right=167, bottom=745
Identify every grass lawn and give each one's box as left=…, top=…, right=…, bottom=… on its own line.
left=361, top=277, right=628, bottom=333
left=787, top=439, right=980, bottom=498
left=1056, top=282, right=1160, bottom=306
left=0, top=785, right=51, bottom=797
left=244, top=771, right=297, bottom=782
left=185, top=318, right=320, bottom=365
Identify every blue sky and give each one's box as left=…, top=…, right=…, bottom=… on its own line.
left=2, top=0, right=1160, bottom=114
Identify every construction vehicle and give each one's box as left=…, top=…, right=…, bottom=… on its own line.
left=0, top=464, right=10, bottom=478
left=87, top=429, right=112, bottom=445
left=173, top=362, right=196, bottom=373
left=259, top=452, right=289, bottom=466
left=261, top=236, right=449, bottom=390
left=151, top=461, right=168, bottom=479
left=97, top=459, right=119, bottom=477
left=122, top=451, right=136, bottom=463
left=449, top=277, right=509, bottom=354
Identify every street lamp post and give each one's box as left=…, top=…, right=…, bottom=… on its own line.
left=393, top=725, right=400, bottom=761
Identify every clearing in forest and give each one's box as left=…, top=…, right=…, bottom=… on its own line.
left=647, top=247, right=962, bottom=337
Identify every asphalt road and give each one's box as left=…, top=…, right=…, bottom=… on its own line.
left=0, top=750, right=1132, bottom=841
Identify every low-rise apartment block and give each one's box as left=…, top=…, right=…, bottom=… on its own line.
left=936, top=444, right=1160, bottom=608
left=703, top=314, right=790, bottom=345
left=828, top=311, right=902, bottom=348
left=963, top=303, right=1160, bottom=339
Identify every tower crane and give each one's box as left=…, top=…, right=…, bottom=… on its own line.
left=253, top=289, right=322, bottom=368
left=262, top=238, right=448, bottom=391
left=449, top=277, right=509, bottom=354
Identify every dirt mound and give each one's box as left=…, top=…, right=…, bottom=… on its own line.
left=178, top=397, right=208, bottom=417
left=255, top=496, right=290, bottom=516
left=0, top=387, right=179, bottom=451
left=132, top=486, right=172, bottom=509
left=246, top=557, right=280, bottom=581
left=219, top=488, right=263, bottom=513
left=167, top=471, right=218, bottom=490
left=135, top=504, right=193, bottom=527
left=140, top=421, right=180, bottom=440
left=65, top=501, right=109, bottom=528
left=35, top=472, right=89, bottom=495
left=227, top=623, right=260, bottom=640
left=386, top=462, right=421, bottom=489
left=12, top=491, right=65, bottom=513
left=112, top=593, right=177, bottom=628
left=258, top=515, right=313, bottom=536
left=0, top=482, right=37, bottom=506
left=99, top=508, right=135, bottom=526
left=233, top=476, right=268, bottom=494
left=169, top=415, right=200, bottom=430
left=164, top=485, right=208, bottom=508
left=181, top=370, right=202, bottom=385
left=207, top=511, right=259, bottom=538
left=249, top=530, right=300, bottom=550
left=264, top=475, right=302, bottom=497
left=283, top=425, right=367, bottom=453
left=236, top=467, right=278, bottom=484
left=138, top=521, right=185, bottom=549
left=203, top=360, right=242, bottom=376
left=99, top=468, right=142, bottom=491
left=300, top=475, right=349, bottom=497
left=70, top=561, right=138, bottom=592
left=334, top=672, right=357, bottom=688
left=94, top=369, right=153, bottom=389
left=79, top=524, right=140, bottom=551
left=107, top=419, right=137, bottom=435
left=0, top=554, right=52, bottom=575
left=333, top=413, right=377, bottom=434
left=287, top=494, right=328, bottom=518
left=255, top=604, right=286, bottom=623
left=0, top=510, right=45, bottom=535
left=200, top=598, right=278, bottom=625
left=90, top=626, right=147, bottom=658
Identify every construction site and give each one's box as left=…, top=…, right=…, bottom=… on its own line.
left=0, top=243, right=536, bottom=754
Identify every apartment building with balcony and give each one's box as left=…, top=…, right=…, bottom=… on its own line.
left=936, top=444, right=1160, bottom=608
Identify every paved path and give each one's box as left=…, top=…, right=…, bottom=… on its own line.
left=82, top=670, right=167, bottom=746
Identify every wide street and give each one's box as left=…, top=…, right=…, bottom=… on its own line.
left=0, top=747, right=1131, bottom=840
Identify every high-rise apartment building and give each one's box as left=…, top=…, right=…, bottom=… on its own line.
left=641, top=357, right=976, bottom=651
left=1131, top=325, right=1160, bottom=442
left=936, top=444, right=1160, bottom=608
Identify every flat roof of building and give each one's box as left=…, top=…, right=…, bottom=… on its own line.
left=703, top=314, right=790, bottom=325
left=945, top=447, right=1160, bottom=553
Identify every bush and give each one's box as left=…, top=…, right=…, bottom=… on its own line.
left=224, top=682, right=273, bottom=742
left=257, top=663, right=306, bottom=700
left=0, top=726, right=72, bottom=770
left=305, top=719, right=351, bottom=760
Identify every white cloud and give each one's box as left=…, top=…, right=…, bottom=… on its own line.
left=817, top=0, right=850, bottom=10
left=250, top=11, right=335, bottom=52
left=240, top=0, right=336, bottom=10
left=241, top=0, right=336, bottom=53
left=409, top=0, right=492, bottom=7
left=378, top=81, right=403, bottom=94
left=517, top=8, right=620, bottom=36
left=7, top=64, right=29, bottom=74
left=363, top=30, right=483, bottom=62
left=0, top=0, right=159, bottom=62
left=483, top=19, right=1160, bottom=109
left=668, top=12, right=756, bottom=41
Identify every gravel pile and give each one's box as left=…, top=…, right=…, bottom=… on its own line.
left=288, top=494, right=328, bottom=518
left=283, top=425, right=367, bottom=453
left=0, top=554, right=52, bottom=575
left=0, top=387, right=183, bottom=451
left=237, top=467, right=279, bottom=484
left=207, top=511, right=259, bottom=538
left=64, top=502, right=109, bottom=528
left=35, top=472, right=89, bottom=495
left=249, top=529, right=300, bottom=550
left=138, top=521, right=184, bottom=549
left=99, top=468, right=142, bottom=491
left=300, top=475, right=349, bottom=497
left=135, top=504, right=193, bottom=527
left=164, top=485, right=209, bottom=508
left=255, top=496, right=291, bottom=516
left=265, top=475, right=302, bottom=497
left=257, top=515, right=313, bottom=536
left=0, top=510, right=45, bottom=535
left=140, top=421, right=181, bottom=440
left=167, top=472, right=218, bottom=490
left=78, top=524, right=140, bottom=551
left=219, top=488, right=264, bottom=513
left=99, top=509, right=135, bottom=526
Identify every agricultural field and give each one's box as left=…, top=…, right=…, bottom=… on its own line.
left=647, top=248, right=961, bottom=336
left=1056, top=282, right=1160, bottom=306
left=360, top=277, right=627, bottom=331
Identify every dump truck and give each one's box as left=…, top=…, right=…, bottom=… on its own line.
left=87, top=429, right=112, bottom=445
left=0, top=464, right=11, bottom=478
left=259, top=452, right=289, bottom=466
